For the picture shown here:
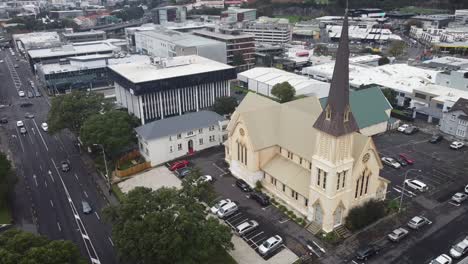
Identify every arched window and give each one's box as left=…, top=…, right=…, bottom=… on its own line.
left=344, top=106, right=350, bottom=122
left=326, top=106, right=331, bottom=120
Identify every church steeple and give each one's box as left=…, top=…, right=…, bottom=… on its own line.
left=313, top=12, right=359, bottom=137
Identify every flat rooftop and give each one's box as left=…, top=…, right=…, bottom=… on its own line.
left=422, top=56, right=468, bottom=68
left=108, top=55, right=234, bottom=84
left=193, top=29, right=254, bottom=40
left=13, top=32, right=61, bottom=44
left=28, top=41, right=119, bottom=59
left=136, top=30, right=223, bottom=47
left=62, top=30, right=106, bottom=37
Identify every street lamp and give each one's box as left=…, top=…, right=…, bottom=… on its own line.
left=399, top=169, right=422, bottom=213
left=93, top=143, right=111, bottom=191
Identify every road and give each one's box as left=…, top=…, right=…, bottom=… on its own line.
left=0, top=48, right=117, bottom=264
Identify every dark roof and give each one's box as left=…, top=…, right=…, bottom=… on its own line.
left=135, top=111, right=226, bottom=141
left=313, top=13, right=359, bottom=137
left=448, top=98, right=468, bottom=115
left=320, top=87, right=392, bottom=129
left=459, top=115, right=468, bottom=121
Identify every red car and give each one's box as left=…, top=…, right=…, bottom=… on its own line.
left=169, top=160, right=189, bottom=171
left=398, top=153, right=414, bottom=165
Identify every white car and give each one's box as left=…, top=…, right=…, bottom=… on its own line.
left=451, top=192, right=468, bottom=203
left=397, top=124, right=409, bottom=132
left=41, top=122, right=48, bottom=132
left=235, top=220, right=259, bottom=236
left=404, top=179, right=428, bottom=192
left=199, top=175, right=213, bottom=183
left=18, top=90, right=25, bottom=97
left=258, top=235, right=283, bottom=255
left=387, top=227, right=409, bottom=242
left=381, top=157, right=401, bottom=169
left=430, top=254, right=452, bottom=264
left=210, top=199, right=231, bottom=214
left=407, top=216, right=431, bottom=230
left=450, top=141, right=465, bottom=150
left=450, top=239, right=468, bottom=258
left=16, top=120, right=24, bottom=127
left=465, top=184, right=468, bottom=194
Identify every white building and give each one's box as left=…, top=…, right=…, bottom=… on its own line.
left=435, top=69, right=468, bottom=91
left=136, top=111, right=228, bottom=166
left=242, top=17, right=292, bottom=45
left=12, top=32, right=62, bottom=53
left=135, top=29, right=227, bottom=64
left=326, top=24, right=401, bottom=43
left=455, top=9, right=468, bottom=23
left=108, top=55, right=236, bottom=125
left=238, top=67, right=330, bottom=98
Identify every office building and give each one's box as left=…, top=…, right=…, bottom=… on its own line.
left=221, top=7, right=256, bottom=23
left=242, top=17, right=292, bottom=44
left=151, top=6, right=186, bottom=25
left=62, top=30, right=107, bottom=43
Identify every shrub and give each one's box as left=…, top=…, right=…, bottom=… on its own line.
left=387, top=199, right=400, bottom=213
left=322, top=232, right=340, bottom=244
left=345, top=199, right=386, bottom=231
left=255, top=180, right=263, bottom=191
left=271, top=198, right=276, bottom=204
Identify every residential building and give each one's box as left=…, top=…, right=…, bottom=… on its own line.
left=224, top=16, right=388, bottom=233
left=440, top=98, right=468, bottom=140
left=136, top=111, right=228, bottom=166
left=135, top=29, right=227, bottom=64
left=454, top=9, right=468, bottom=24
left=193, top=28, right=255, bottom=71
left=242, top=17, right=292, bottom=45
left=151, top=6, right=186, bottom=25
left=434, top=69, right=468, bottom=91
left=221, top=7, right=256, bottom=23
left=62, top=30, right=107, bottom=43
left=108, top=55, right=236, bottom=124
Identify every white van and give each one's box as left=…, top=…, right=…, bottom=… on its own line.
left=217, top=202, right=238, bottom=219
left=404, top=179, right=428, bottom=192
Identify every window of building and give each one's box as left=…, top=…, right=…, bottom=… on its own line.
left=459, top=119, right=468, bottom=126
left=451, top=114, right=457, bottom=121
left=287, top=151, right=293, bottom=160
left=317, top=168, right=321, bottom=186
left=342, top=170, right=346, bottom=188
left=322, top=171, right=327, bottom=189
left=209, top=135, right=215, bottom=142
left=299, top=158, right=303, bottom=165
left=456, top=129, right=466, bottom=137
left=199, top=138, right=203, bottom=145
left=414, top=93, right=426, bottom=100
left=326, top=106, right=331, bottom=120
left=209, top=125, right=215, bottom=131
left=199, top=128, right=203, bottom=133
left=178, top=144, right=182, bottom=150
left=337, top=172, right=341, bottom=190
left=436, top=103, right=444, bottom=109
left=187, top=131, right=194, bottom=136
left=279, top=147, right=282, bottom=154
left=304, top=198, right=308, bottom=207
left=364, top=175, right=370, bottom=194
left=291, top=190, right=296, bottom=198
left=309, top=162, right=312, bottom=170
left=169, top=146, right=173, bottom=153
left=282, top=184, right=286, bottom=192
left=270, top=177, right=276, bottom=186
left=177, top=134, right=181, bottom=139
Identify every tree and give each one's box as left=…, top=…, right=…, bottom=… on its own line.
left=80, top=110, right=137, bottom=158
left=0, top=229, right=86, bottom=264
left=212, top=96, right=238, bottom=116
left=404, top=19, right=423, bottom=33
left=271, top=82, right=296, bottom=103
left=378, top=56, right=390, bottom=66
left=387, top=40, right=406, bottom=58
left=232, top=52, right=246, bottom=67
left=103, top=185, right=233, bottom=264
left=345, top=200, right=386, bottom=231
left=48, top=91, right=108, bottom=134
left=0, top=153, right=16, bottom=209
left=313, top=44, right=329, bottom=56
left=381, top=88, right=398, bottom=106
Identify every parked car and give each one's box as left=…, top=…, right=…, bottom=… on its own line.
left=61, top=161, right=70, bottom=172
left=387, top=227, right=409, bottom=242
left=24, top=112, right=34, bottom=119
left=82, top=201, right=92, bottom=214
left=355, top=245, right=379, bottom=260
left=169, top=160, right=190, bottom=171
left=430, top=254, right=452, bottom=264
left=27, top=91, right=33, bottom=98
left=235, top=220, right=259, bottom=236
left=0, top=118, right=7, bottom=124
left=20, top=127, right=27, bottom=134
left=258, top=235, right=283, bottom=255
left=407, top=216, right=430, bottom=230
left=18, top=90, right=25, bottom=97
left=450, top=141, right=465, bottom=150
left=404, top=126, right=419, bottom=135
left=398, top=153, right=415, bottom=165
left=236, top=179, right=252, bottom=192
left=451, top=192, right=468, bottom=203
left=217, top=202, right=238, bottom=218
left=176, top=167, right=191, bottom=178
left=20, top=102, right=33, bottom=108
left=381, top=157, right=401, bottom=169
left=210, top=199, right=231, bottom=214
left=41, top=122, right=48, bottom=132
left=250, top=191, right=270, bottom=206
left=465, top=184, right=468, bottom=194
left=198, top=175, right=213, bottom=183
left=16, top=120, right=23, bottom=127
left=450, top=239, right=468, bottom=258
left=429, top=134, right=443, bottom=144
left=397, top=124, right=409, bottom=132
left=404, top=179, right=428, bottom=192
left=395, top=156, right=408, bottom=166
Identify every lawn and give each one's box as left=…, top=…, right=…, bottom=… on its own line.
left=0, top=205, right=12, bottom=224
left=111, top=184, right=126, bottom=202
left=207, top=248, right=237, bottom=264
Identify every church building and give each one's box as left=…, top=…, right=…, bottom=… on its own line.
left=224, top=14, right=389, bottom=233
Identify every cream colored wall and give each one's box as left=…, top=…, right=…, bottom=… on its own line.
left=278, top=147, right=312, bottom=171
left=360, top=122, right=388, bottom=137
left=227, top=117, right=258, bottom=171
left=258, top=146, right=278, bottom=168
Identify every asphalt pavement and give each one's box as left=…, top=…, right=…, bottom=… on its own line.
left=0, top=48, right=117, bottom=264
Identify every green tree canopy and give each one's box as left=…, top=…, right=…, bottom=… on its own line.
left=48, top=91, right=108, bottom=134
left=212, top=96, right=238, bottom=116
left=313, top=44, right=329, bottom=56
left=404, top=19, right=423, bottom=33
left=378, top=56, right=390, bottom=66
left=387, top=40, right=407, bottom=58
left=80, top=110, right=137, bottom=158
left=0, top=229, right=86, bottom=264
left=103, top=180, right=232, bottom=264
left=232, top=52, right=246, bottom=67
left=0, top=153, right=16, bottom=209
left=271, top=82, right=296, bottom=103
left=381, top=88, right=398, bottom=106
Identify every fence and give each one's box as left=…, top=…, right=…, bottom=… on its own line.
left=115, top=150, right=151, bottom=178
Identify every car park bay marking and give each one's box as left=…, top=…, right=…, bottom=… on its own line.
left=279, top=218, right=290, bottom=224
left=449, top=201, right=461, bottom=207
left=262, top=205, right=272, bottom=210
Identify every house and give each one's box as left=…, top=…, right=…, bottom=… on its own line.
left=136, top=111, right=228, bottom=166
left=440, top=98, right=468, bottom=141
left=224, top=15, right=389, bottom=233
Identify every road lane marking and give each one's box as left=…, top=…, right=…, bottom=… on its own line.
left=74, top=173, right=78, bottom=180
left=95, top=212, right=100, bottom=220
left=48, top=170, right=55, bottom=183
left=44, top=181, right=47, bottom=188
left=108, top=237, right=114, bottom=247
left=279, top=218, right=289, bottom=224
left=32, top=119, right=48, bottom=151
left=15, top=127, right=24, bottom=152
left=33, top=174, right=38, bottom=187
left=84, top=191, right=88, bottom=198
left=50, top=200, right=54, bottom=207
left=57, top=222, right=61, bottom=231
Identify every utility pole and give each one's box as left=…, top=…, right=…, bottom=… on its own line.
left=93, top=143, right=111, bottom=191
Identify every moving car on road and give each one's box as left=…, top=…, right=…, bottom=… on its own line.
left=450, top=141, right=465, bottom=150
left=355, top=245, right=379, bottom=261
left=20, top=127, right=27, bottom=134
left=61, top=161, right=70, bottom=172
left=235, top=220, right=259, bottom=236
left=41, top=123, right=48, bottom=132
left=407, top=216, right=431, bottom=230
left=82, top=201, right=92, bottom=214
left=430, top=254, right=452, bottom=264
left=429, top=134, right=443, bottom=143
left=16, top=120, right=24, bottom=127
left=387, top=227, right=409, bottom=242
left=210, top=199, right=231, bottom=214
left=381, top=157, right=401, bottom=169
left=258, top=235, right=283, bottom=255
left=250, top=191, right=270, bottom=206
left=451, top=192, right=468, bottom=203
left=18, top=90, right=25, bottom=97
left=169, top=160, right=189, bottom=171
left=235, top=179, right=252, bottom=192
left=24, top=112, right=34, bottom=119
left=404, top=179, right=428, bottom=192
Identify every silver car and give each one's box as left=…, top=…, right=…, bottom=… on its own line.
left=387, top=227, right=409, bottom=242
left=381, top=157, right=401, bottom=169
left=235, top=220, right=258, bottom=236
left=258, top=235, right=283, bottom=255
left=451, top=192, right=468, bottom=203
left=407, top=216, right=430, bottom=230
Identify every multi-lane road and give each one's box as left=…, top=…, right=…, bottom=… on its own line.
left=0, top=48, right=117, bottom=263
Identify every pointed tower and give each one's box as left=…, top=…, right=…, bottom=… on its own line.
left=308, top=13, right=359, bottom=233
